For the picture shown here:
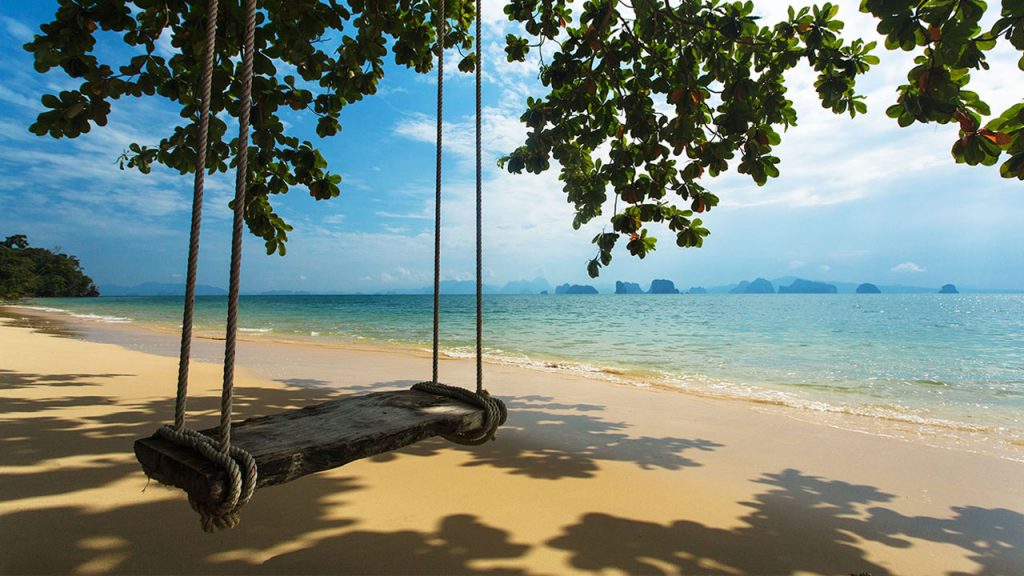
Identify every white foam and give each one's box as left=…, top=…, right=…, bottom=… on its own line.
left=11, top=305, right=131, bottom=324
left=658, top=371, right=996, bottom=435
left=69, top=312, right=132, bottom=324
left=438, top=346, right=640, bottom=385
left=439, top=345, right=1013, bottom=448
left=11, top=305, right=69, bottom=314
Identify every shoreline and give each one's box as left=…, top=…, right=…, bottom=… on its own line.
left=4, top=303, right=1022, bottom=463
left=1, top=309, right=1023, bottom=573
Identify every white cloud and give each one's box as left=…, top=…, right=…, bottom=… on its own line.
left=0, top=118, right=35, bottom=142
left=393, top=105, right=527, bottom=172
left=376, top=209, right=433, bottom=220
left=0, top=84, right=36, bottom=109
left=891, top=261, right=927, bottom=273
left=155, top=27, right=176, bottom=58
left=1, top=16, right=34, bottom=43
left=384, top=84, right=607, bottom=282
left=379, top=265, right=427, bottom=284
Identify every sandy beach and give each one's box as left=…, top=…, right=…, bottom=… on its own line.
left=1, top=306, right=1022, bottom=575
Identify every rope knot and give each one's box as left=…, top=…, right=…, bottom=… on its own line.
left=155, top=425, right=258, bottom=533
left=411, top=382, right=507, bottom=445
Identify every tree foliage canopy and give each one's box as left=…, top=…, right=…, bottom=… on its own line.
left=0, top=235, right=100, bottom=299
left=499, top=0, right=1023, bottom=275
left=24, top=0, right=1024, bottom=276
left=27, top=0, right=479, bottom=256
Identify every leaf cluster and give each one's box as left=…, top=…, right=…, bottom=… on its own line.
left=25, top=0, right=478, bottom=256
left=499, top=0, right=879, bottom=276
left=25, top=1, right=1023, bottom=277
left=865, top=0, right=1024, bottom=178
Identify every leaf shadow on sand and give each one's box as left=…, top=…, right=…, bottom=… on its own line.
left=0, top=310, right=85, bottom=338
left=262, top=378, right=723, bottom=480
left=0, top=368, right=128, bottom=390
left=366, top=389, right=723, bottom=480
left=2, top=368, right=1021, bottom=574
left=547, top=468, right=1024, bottom=575
left=273, top=377, right=335, bottom=389
left=0, top=372, right=532, bottom=574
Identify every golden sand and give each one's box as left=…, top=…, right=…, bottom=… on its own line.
left=1, top=312, right=1022, bottom=574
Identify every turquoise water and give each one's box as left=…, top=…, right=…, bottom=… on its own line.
left=18, top=294, right=1024, bottom=445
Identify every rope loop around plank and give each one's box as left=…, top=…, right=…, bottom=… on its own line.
left=417, top=0, right=505, bottom=446
left=155, top=425, right=258, bottom=533
left=154, top=0, right=259, bottom=533
left=411, top=382, right=507, bottom=445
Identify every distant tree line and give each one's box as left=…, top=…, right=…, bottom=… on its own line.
left=0, top=235, right=99, bottom=299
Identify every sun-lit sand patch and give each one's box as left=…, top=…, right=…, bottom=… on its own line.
left=1, top=311, right=1023, bottom=574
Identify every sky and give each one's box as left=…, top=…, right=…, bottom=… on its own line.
left=1, top=1, right=1022, bottom=293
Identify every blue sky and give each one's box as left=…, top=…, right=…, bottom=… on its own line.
left=1, top=1, right=1022, bottom=293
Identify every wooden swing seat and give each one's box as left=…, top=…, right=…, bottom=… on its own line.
left=134, top=388, right=484, bottom=508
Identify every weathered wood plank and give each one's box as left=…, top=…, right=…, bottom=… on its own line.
left=135, top=389, right=483, bottom=508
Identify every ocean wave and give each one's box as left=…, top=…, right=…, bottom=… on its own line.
left=12, top=305, right=69, bottom=314
left=238, top=327, right=272, bottom=333
left=435, top=345, right=1019, bottom=453
left=655, top=371, right=1006, bottom=438
left=69, top=313, right=132, bottom=324
left=11, top=305, right=132, bottom=324
left=439, top=346, right=656, bottom=388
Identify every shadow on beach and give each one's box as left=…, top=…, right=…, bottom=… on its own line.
left=547, top=468, right=1024, bottom=575
left=0, top=371, right=535, bottom=574
left=2, top=366, right=1022, bottom=574
left=0, top=308, right=86, bottom=339
left=370, top=392, right=723, bottom=480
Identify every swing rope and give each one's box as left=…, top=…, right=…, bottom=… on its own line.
left=154, top=0, right=257, bottom=533
left=431, top=0, right=444, bottom=386
left=474, top=0, right=484, bottom=396
left=149, top=0, right=502, bottom=532
left=173, top=0, right=219, bottom=432
left=411, top=0, right=507, bottom=445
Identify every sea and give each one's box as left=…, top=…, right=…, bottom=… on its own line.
left=15, top=294, right=1024, bottom=457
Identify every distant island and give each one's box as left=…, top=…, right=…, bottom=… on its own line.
left=0, top=234, right=99, bottom=299
left=648, top=279, right=680, bottom=294
left=779, top=279, right=838, bottom=294
left=730, top=278, right=775, bottom=294
left=555, top=283, right=599, bottom=295
left=96, top=275, right=1003, bottom=298
left=615, top=281, right=644, bottom=294
left=501, top=277, right=552, bottom=294
left=614, top=279, right=681, bottom=294
left=101, top=282, right=228, bottom=296
left=856, top=283, right=882, bottom=294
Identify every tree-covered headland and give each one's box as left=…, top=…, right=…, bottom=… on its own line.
left=0, top=235, right=100, bottom=299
